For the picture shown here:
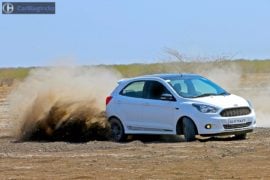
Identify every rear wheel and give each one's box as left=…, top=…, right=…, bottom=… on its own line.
left=234, top=133, right=247, bottom=140
left=183, top=117, right=196, bottom=142
left=109, top=118, right=126, bottom=142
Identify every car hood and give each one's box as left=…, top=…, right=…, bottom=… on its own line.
left=191, top=94, right=250, bottom=109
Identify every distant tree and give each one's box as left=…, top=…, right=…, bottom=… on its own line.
left=164, top=48, right=184, bottom=62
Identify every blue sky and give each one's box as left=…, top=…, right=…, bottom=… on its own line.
left=0, top=0, right=270, bottom=67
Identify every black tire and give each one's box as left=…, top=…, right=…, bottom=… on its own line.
left=234, top=133, right=247, bottom=140
left=183, top=117, right=196, bottom=142
left=109, top=118, right=126, bottom=142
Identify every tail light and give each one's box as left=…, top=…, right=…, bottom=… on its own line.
left=106, top=96, right=112, bottom=105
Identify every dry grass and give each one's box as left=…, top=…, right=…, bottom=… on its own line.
left=0, top=60, right=270, bottom=82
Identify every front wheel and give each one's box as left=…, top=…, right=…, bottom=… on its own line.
left=183, top=117, right=196, bottom=142
left=109, top=118, right=126, bottom=142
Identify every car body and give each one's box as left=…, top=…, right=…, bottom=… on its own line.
left=106, top=73, right=256, bottom=142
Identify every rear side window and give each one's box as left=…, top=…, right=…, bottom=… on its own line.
left=120, top=81, right=145, bottom=98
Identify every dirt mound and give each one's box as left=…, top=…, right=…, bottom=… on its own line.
left=20, top=100, right=110, bottom=142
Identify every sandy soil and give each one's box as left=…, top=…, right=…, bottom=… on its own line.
left=1, top=85, right=270, bottom=179
left=1, top=129, right=270, bottom=179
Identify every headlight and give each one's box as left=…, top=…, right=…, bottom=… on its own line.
left=192, top=103, right=219, bottom=113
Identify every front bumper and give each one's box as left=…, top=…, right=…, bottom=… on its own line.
left=191, top=110, right=256, bottom=135
left=200, top=129, right=253, bottom=137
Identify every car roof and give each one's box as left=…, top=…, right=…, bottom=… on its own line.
left=117, top=73, right=201, bottom=84
left=143, top=73, right=201, bottom=79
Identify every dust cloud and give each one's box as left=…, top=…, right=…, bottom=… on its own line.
left=168, top=61, right=270, bottom=127
left=204, top=65, right=270, bottom=127
left=192, top=63, right=270, bottom=127
left=8, top=66, right=121, bottom=142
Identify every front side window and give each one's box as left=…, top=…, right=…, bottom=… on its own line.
left=120, top=81, right=145, bottom=98
left=145, top=81, right=172, bottom=100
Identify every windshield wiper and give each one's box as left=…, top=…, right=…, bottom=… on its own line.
left=192, top=93, right=218, bottom=98
left=217, top=92, right=229, bottom=95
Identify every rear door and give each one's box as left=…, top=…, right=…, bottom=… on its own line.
left=116, top=81, right=146, bottom=131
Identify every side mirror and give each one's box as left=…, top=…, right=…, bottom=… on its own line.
left=160, top=93, right=175, bottom=101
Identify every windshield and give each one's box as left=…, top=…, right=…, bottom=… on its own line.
left=163, top=76, right=229, bottom=98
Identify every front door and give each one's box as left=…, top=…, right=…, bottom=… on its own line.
left=138, top=81, right=177, bottom=133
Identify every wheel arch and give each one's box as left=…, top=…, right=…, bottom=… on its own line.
left=108, top=115, right=126, bottom=132
left=108, top=115, right=120, bottom=121
left=176, top=116, right=198, bottom=135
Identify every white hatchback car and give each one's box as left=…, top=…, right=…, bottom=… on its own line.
left=106, top=74, right=256, bottom=142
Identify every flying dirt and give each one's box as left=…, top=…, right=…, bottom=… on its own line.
left=7, top=66, right=121, bottom=142
left=6, top=62, right=270, bottom=142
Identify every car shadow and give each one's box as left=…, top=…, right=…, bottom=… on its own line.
left=197, top=135, right=246, bottom=142
left=126, top=135, right=185, bottom=143
left=125, top=135, right=245, bottom=143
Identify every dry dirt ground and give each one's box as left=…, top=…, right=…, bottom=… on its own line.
left=1, top=87, right=270, bottom=179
